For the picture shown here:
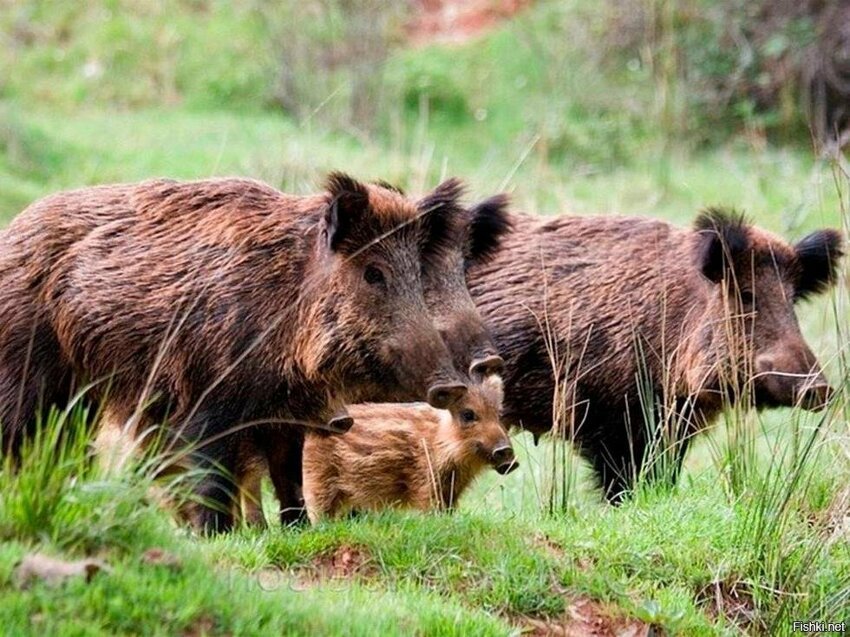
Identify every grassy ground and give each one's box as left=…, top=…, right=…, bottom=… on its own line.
left=1, top=1, right=850, bottom=635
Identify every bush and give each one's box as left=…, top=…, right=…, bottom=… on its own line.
left=263, top=0, right=409, bottom=133
left=603, top=0, right=850, bottom=146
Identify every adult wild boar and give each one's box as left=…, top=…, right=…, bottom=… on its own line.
left=0, top=174, right=471, bottom=532
left=241, top=184, right=513, bottom=525
left=469, top=208, right=843, bottom=502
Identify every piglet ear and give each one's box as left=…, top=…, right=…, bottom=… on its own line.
left=323, top=172, right=369, bottom=252
left=693, top=207, right=749, bottom=284
left=465, top=194, right=512, bottom=265
left=794, top=229, right=844, bottom=301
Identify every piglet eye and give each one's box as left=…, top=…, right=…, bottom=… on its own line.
left=460, top=409, right=476, bottom=424
left=364, top=265, right=385, bottom=286
left=740, top=290, right=755, bottom=305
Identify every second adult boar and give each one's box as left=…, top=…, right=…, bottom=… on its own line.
left=469, top=208, right=843, bottom=502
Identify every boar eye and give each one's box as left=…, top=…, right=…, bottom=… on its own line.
left=363, top=265, right=385, bottom=286
left=460, top=409, right=477, bottom=424
left=739, top=290, right=755, bottom=306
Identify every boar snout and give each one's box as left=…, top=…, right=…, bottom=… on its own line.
left=469, top=354, right=505, bottom=379
left=796, top=377, right=832, bottom=411
left=491, top=443, right=518, bottom=475
left=427, top=382, right=468, bottom=409
left=754, top=349, right=831, bottom=411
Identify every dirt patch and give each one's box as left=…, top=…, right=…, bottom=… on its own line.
left=517, top=597, right=659, bottom=637
left=518, top=597, right=660, bottom=637
left=529, top=533, right=596, bottom=573
left=408, top=0, right=534, bottom=46
left=181, top=614, right=219, bottom=637
left=314, top=544, right=374, bottom=579
left=696, top=579, right=759, bottom=633
left=291, top=544, right=376, bottom=590
left=530, top=533, right=567, bottom=560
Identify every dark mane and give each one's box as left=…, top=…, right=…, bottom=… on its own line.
left=372, top=180, right=406, bottom=195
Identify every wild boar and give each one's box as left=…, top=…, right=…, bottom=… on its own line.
left=468, top=207, right=843, bottom=502
left=0, top=173, right=470, bottom=532
left=243, top=185, right=513, bottom=525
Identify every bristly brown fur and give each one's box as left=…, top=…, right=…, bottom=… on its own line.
left=301, top=376, right=513, bottom=522
left=469, top=209, right=841, bottom=503
left=0, top=173, right=471, bottom=533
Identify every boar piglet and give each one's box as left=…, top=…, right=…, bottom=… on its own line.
left=301, top=375, right=516, bottom=523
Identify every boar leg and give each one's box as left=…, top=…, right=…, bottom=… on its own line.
left=235, top=452, right=267, bottom=528
left=634, top=399, right=697, bottom=491
left=581, top=415, right=645, bottom=504
left=589, top=405, right=695, bottom=503
left=178, top=412, right=241, bottom=534
left=253, top=425, right=307, bottom=525
left=0, top=321, right=72, bottom=460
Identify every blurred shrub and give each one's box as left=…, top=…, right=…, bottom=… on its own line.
left=262, top=0, right=409, bottom=133
left=400, top=54, right=469, bottom=124
left=0, top=105, right=65, bottom=181
left=603, top=0, right=850, bottom=146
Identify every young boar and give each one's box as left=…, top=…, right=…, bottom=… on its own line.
left=300, top=375, right=516, bottom=523
left=468, top=208, right=843, bottom=502
left=0, top=174, right=471, bottom=532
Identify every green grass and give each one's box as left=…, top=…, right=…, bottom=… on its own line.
left=2, top=0, right=850, bottom=634
left=2, top=403, right=848, bottom=635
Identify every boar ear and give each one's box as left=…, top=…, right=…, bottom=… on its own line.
left=465, top=194, right=512, bottom=265
left=323, top=172, right=370, bottom=251
left=794, top=229, right=844, bottom=301
left=469, top=354, right=505, bottom=380
left=417, top=178, right=465, bottom=262
left=693, top=207, right=749, bottom=284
